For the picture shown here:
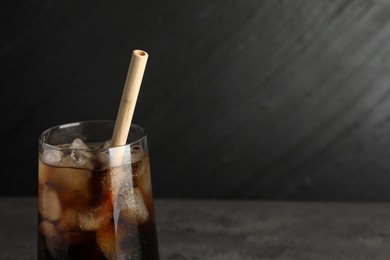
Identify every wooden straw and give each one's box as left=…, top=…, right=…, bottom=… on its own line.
left=111, top=50, right=148, bottom=147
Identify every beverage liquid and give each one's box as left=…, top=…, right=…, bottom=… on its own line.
left=38, top=143, right=159, bottom=260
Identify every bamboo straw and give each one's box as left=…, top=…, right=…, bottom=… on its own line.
left=111, top=50, right=148, bottom=147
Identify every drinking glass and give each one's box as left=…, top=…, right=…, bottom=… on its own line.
left=38, top=121, right=159, bottom=259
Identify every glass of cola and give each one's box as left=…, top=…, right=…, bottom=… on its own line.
left=38, top=121, right=159, bottom=259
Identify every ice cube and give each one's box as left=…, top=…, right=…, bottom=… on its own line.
left=109, top=165, right=133, bottom=197
left=96, top=222, right=119, bottom=260
left=130, top=146, right=144, bottom=164
left=119, top=187, right=149, bottom=224
left=116, top=223, right=140, bottom=259
left=132, top=145, right=146, bottom=159
left=41, top=150, right=63, bottom=165
left=40, top=221, right=61, bottom=239
left=78, top=200, right=112, bottom=231
left=108, top=149, right=144, bottom=194
left=135, top=156, right=152, bottom=198
left=96, top=220, right=135, bottom=260
left=102, top=140, right=112, bottom=149
left=39, top=160, right=52, bottom=187
left=39, top=221, right=64, bottom=257
left=114, top=220, right=139, bottom=259
left=52, top=167, right=92, bottom=208
left=109, top=145, right=131, bottom=167
left=107, top=147, right=148, bottom=212
left=60, top=153, right=94, bottom=170
left=39, top=186, right=62, bottom=221
left=59, top=138, right=95, bottom=169
left=106, top=143, right=145, bottom=169
left=98, top=150, right=110, bottom=166
left=71, top=138, right=89, bottom=149
left=57, top=208, right=79, bottom=232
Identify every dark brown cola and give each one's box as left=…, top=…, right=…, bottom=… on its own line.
left=38, top=144, right=159, bottom=260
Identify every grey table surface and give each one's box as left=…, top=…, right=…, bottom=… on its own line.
left=1, top=197, right=390, bottom=260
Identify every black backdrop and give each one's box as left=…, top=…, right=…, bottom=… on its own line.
left=3, top=0, right=390, bottom=201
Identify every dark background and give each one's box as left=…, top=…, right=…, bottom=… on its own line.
left=2, top=0, right=390, bottom=201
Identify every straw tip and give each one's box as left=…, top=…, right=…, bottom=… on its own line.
left=133, top=50, right=148, bottom=58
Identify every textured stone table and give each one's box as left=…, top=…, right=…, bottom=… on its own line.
left=1, top=197, right=390, bottom=259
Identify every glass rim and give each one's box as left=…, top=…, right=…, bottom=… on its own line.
left=39, top=120, right=147, bottom=152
